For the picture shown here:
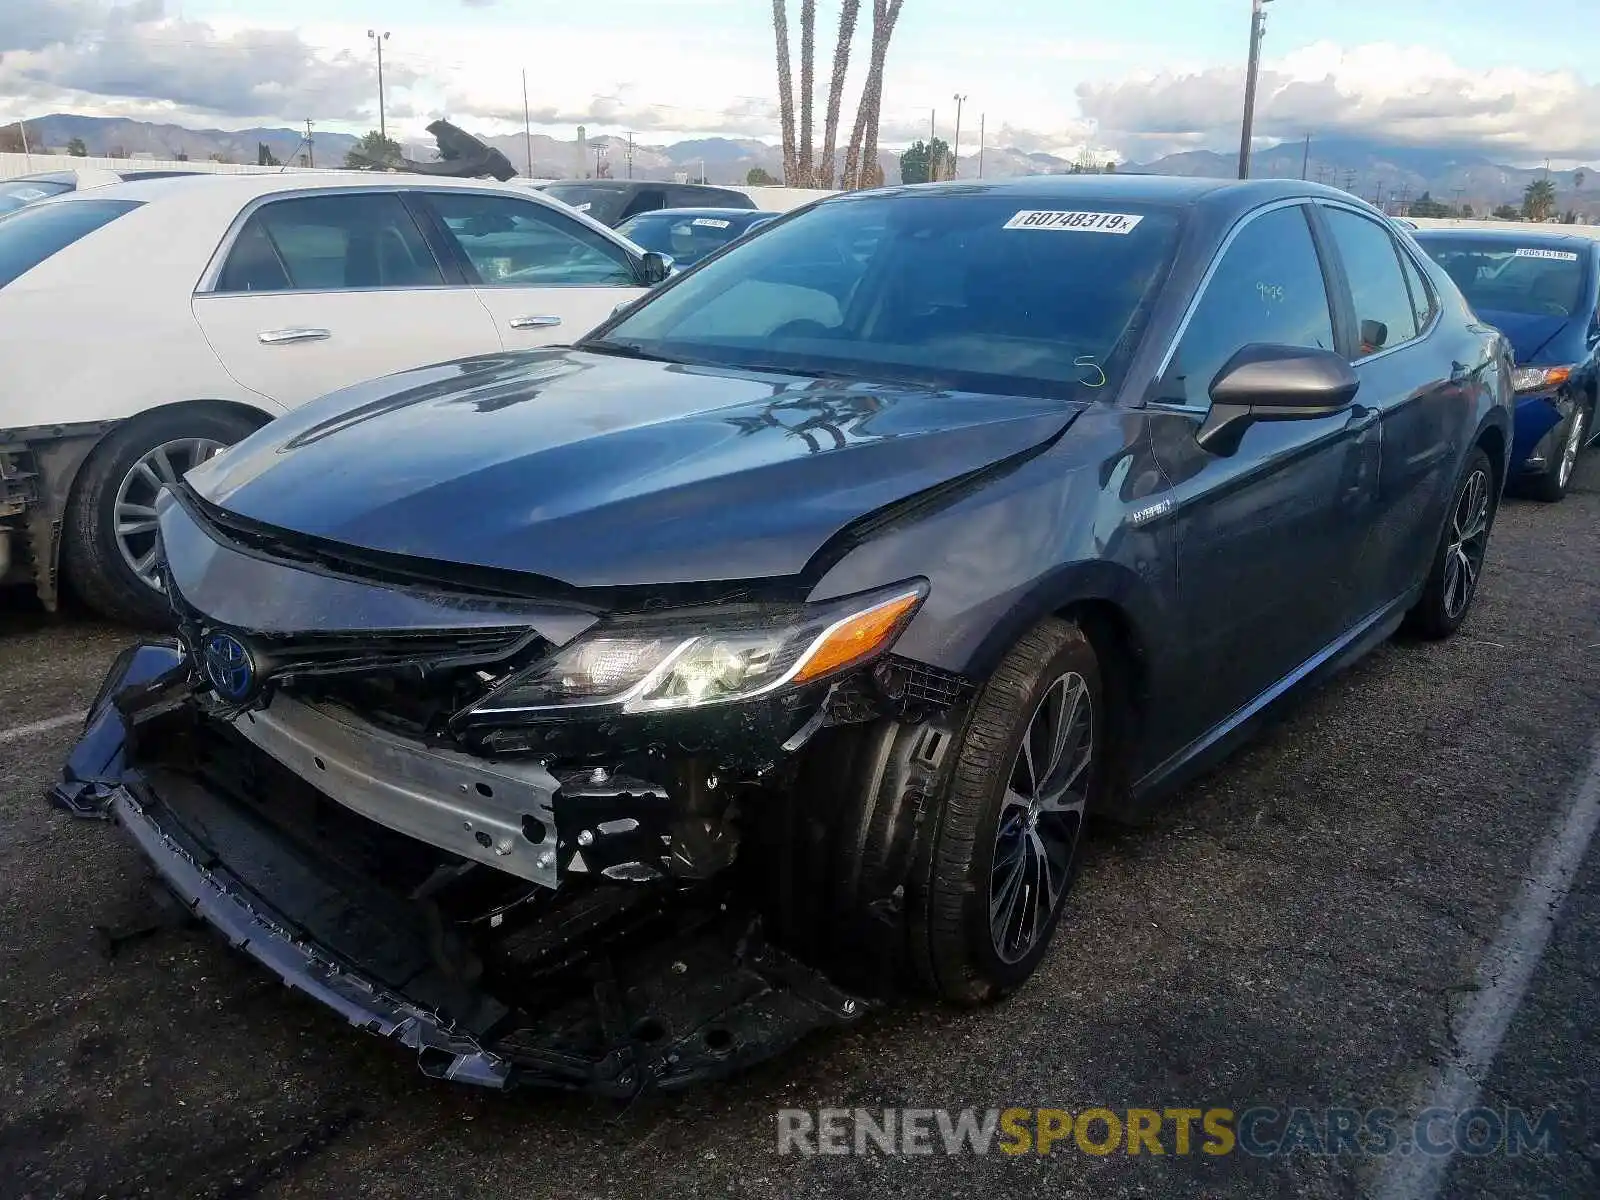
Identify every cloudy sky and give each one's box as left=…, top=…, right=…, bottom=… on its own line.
left=2, top=0, right=1597, bottom=163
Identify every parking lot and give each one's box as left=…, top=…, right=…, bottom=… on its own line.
left=1, top=455, right=1597, bottom=1199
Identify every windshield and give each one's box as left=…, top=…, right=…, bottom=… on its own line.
left=1417, top=238, right=1589, bottom=318
left=615, top=212, right=751, bottom=267
left=540, top=183, right=627, bottom=225
left=588, top=194, right=1183, bottom=398
left=0, top=178, right=74, bottom=216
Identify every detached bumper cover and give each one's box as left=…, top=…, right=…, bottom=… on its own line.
left=110, top=783, right=513, bottom=1088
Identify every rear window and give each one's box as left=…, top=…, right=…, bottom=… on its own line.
left=0, top=199, right=140, bottom=288
left=0, top=178, right=75, bottom=216
left=540, top=184, right=628, bottom=225
left=1416, top=237, right=1589, bottom=318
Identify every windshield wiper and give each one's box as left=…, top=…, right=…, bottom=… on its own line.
left=579, top=339, right=679, bottom=364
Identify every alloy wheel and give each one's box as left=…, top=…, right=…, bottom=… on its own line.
left=1558, top=409, right=1587, bottom=490
left=989, top=671, right=1094, bottom=964
left=112, top=437, right=226, bottom=588
left=1442, top=467, right=1491, bottom=620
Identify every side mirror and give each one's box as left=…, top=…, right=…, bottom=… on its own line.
left=641, top=252, right=675, bottom=285
left=1197, top=343, right=1360, bottom=455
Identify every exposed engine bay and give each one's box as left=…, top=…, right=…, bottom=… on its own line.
left=54, top=486, right=973, bottom=1095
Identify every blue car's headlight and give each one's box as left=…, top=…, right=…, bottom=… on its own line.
left=1511, top=365, right=1573, bottom=394
left=469, top=581, right=927, bottom=717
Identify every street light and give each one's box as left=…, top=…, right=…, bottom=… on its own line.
left=951, top=94, right=967, bottom=179
left=367, top=30, right=391, bottom=141
left=1236, top=0, right=1273, bottom=179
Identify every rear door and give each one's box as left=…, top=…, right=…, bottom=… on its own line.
left=192, top=190, right=499, bottom=409
left=416, top=190, right=646, bottom=348
left=1314, top=203, right=1464, bottom=609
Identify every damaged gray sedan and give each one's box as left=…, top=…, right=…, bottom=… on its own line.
left=55, top=175, right=1510, bottom=1094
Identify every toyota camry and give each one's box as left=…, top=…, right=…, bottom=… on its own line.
left=56, top=176, right=1513, bottom=1095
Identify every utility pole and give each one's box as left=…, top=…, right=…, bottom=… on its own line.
left=304, top=118, right=315, bottom=167
left=927, top=109, right=938, bottom=181
left=1300, top=132, right=1311, bottom=180
left=367, top=30, right=391, bottom=140
left=1237, top=0, right=1273, bottom=179
left=17, top=117, right=30, bottom=168
left=521, top=69, right=532, bottom=177
left=978, top=113, right=986, bottom=179
left=951, top=94, right=966, bottom=179
left=626, top=131, right=635, bottom=179
left=1342, top=168, right=1357, bottom=193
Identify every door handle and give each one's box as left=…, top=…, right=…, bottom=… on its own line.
left=258, top=327, right=331, bottom=345
left=508, top=315, right=562, bottom=330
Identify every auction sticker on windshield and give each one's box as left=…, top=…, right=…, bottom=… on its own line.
left=1003, top=210, right=1145, bottom=234
left=692, top=218, right=732, bottom=229
left=1514, top=248, right=1579, bottom=261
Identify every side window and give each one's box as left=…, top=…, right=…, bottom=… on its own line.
left=1396, top=245, right=1436, bottom=334
left=425, top=192, right=638, bottom=287
left=620, top=188, right=668, bottom=221
left=217, top=193, right=443, bottom=293
left=1322, top=208, right=1420, bottom=357
left=1158, top=205, right=1335, bottom=406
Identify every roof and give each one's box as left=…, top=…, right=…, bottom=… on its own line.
left=830, top=173, right=1365, bottom=216
left=618, top=207, right=774, bottom=219
left=1412, top=225, right=1596, bottom=249
left=54, top=170, right=550, bottom=205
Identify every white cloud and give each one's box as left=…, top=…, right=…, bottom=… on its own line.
left=1077, top=41, right=1600, bottom=162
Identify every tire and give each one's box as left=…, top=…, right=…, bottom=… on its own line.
left=909, top=617, right=1104, bottom=1005
left=1406, top=447, right=1497, bottom=641
left=1527, top=405, right=1588, bottom=503
left=63, top=406, right=261, bottom=627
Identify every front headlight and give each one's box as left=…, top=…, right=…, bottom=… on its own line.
left=471, top=581, right=928, bottom=717
left=1511, top=365, right=1573, bottom=394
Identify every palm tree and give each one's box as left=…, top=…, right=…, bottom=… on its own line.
left=797, top=0, right=816, bottom=187
left=842, top=0, right=904, bottom=190
left=1523, top=177, right=1557, bottom=222
left=772, top=0, right=798, bottom=184
left=817, top=0, right=860, bottom=189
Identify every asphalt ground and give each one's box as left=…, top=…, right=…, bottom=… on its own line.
left=2, top=456, right=1599, bottom=1199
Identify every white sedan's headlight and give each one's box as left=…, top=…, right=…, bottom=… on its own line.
left=471, top=582, right=927, bottom=717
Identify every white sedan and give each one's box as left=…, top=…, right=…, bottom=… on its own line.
left=0, top=172, right=666, bottom=624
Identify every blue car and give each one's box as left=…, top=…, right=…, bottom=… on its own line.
left=1416, top=228, right=1600, bottom=501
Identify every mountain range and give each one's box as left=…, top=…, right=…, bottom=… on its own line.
left=7, top=114, right=1595, bottom=214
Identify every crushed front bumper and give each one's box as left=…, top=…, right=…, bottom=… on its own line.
left=53, top=642, right=872, bottom=1095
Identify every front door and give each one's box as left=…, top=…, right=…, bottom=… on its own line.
left=1143, top=202, right=1382, bottom=758
left=417, top=190, right=647, bottom=349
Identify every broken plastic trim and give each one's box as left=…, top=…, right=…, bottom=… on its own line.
left=109, top=784, right=514, bottom=1088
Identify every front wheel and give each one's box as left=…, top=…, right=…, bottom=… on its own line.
left=63, top=406, right=261, bottom=627
left=909, top=617, right=1104, bottom=1005
left=1406, top=447, right=1497, bottom=640
left=1528, top=405, right=1588, bottom=503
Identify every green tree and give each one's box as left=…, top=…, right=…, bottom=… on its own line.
left=1408, top=190, right=1450, bottom=218
left=898, top=137, right=951, bottom=184
left=1491, top=203, right=1521, bottom=221
left=345, top=130, right=403, bottom=169
left=0, top=124, right=25, bottom=153
left=1459, top=203, right=1474, bottom=218
left=1523, top=177, right=1557, bottom=221
left=66, top=136, right=88, bottom=157
left=1574, top=168, right=1586, bottom=192
left=1103, top=160, right=1117, bottom=173
left=257, top=142, right=281, bottom=166
left=746, top=166, right=778, bottom=185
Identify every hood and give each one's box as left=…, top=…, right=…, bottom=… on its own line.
left=188, top=349, right=1083, bottom=589
left=1474, top=308, right=1572, bottom=363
